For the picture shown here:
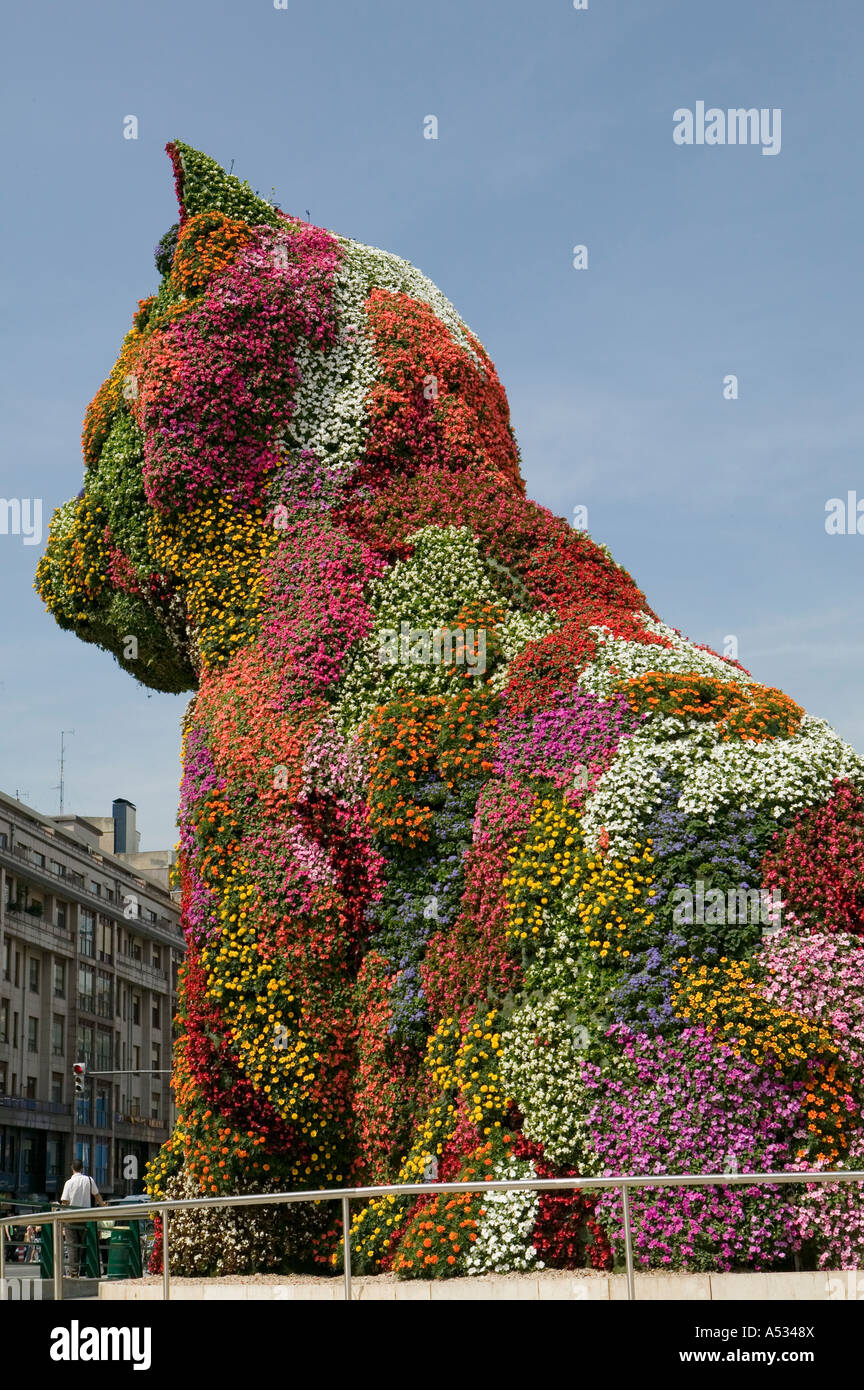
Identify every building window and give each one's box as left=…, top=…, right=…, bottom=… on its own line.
left=29, top=958, right=40, bottom=994
left=77, top=964, right=94, bottom=1014
left=96, top=1028, right=112, bottom=1072
left=78, top=910, right=95, bottom=958
left=94, top=1141, right=109, bottom=1187
left=132, top=1045, right=141, bottom=1072
left=32, top=852, right=45, bottom=869
left=132, top=993, right=141, bottom=1026
left=151, top=1045, right=160, bottom=1071
left=50, top=859, right=65, bottom=878
left=0, top=1063, right=7, bottom=1094
left=14, top=951, right=21, bottom=987
left=152, top=1000, right=161, bottom=1030
left=0, top=1129, right=16, bottom=1170
left=0, top=832, right=7, bottom=849
left=77, top=1092, right=91, bottom=1126
left=55, top=903, right=67, bottom=930
left=1, top=941, right=8, bottom=981
left=90, top=881, right=101, bottom=897
left=53, top=961, right=66, bottom=998
left=27, top=1016, right=38, bottom=1053
left=0, top=1001, right=7, bottom=1044
left=77, top=1023, right=94, bottom=1065
left=152, top=946, right=161, bottom=970
left=94, top=972, right=113, bottom=1019
left=95, top=1087, right=109, bottom=1129
left=46, top=1138, right=61, bottom=1178
left=151, top=1092, right=160, bottom=1121
left=52, top=1015, right=64, bottom=1056
left=25, top=1076, right=37, bottom=1100
left=51, top=1073, right=63, bottom=1104
left=97, top=918, right=113, bottom=962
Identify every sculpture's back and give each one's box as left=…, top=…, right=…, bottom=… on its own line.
left=37, top=145, right=864, bottom=1277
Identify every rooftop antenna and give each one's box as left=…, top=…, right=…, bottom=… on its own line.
left=15, top=789, right=30, bottom=803
left=228, top=159, right=235, bottom=176
left=56, top=729, right=75, bottom=813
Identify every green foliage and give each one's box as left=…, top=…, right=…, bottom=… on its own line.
left=171, top=141, right=283, bottom=228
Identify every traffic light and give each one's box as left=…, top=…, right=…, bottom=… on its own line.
left=73, top=1061, right=87, bottom=1094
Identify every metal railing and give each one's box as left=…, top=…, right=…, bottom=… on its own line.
left=0, top=1095, right=70, bottom=1116
left=4, top=1168, right=863, bottom=1303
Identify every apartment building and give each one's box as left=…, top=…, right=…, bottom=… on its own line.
left=0, top=792, right=183, bottom=1206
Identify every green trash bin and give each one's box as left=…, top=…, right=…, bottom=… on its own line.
left=106, top=1222, right=142, bottom=1280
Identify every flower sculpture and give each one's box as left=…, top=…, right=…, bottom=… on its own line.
left=37, top=144, right=864, bottom=1277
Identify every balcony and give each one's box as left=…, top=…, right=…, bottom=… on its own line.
left=115, top=954, right=169, bottom=991
left=113, top=1111, right=168, bottom=1140
left=5, top=893, right=43, bottom=914
left=2, top=905, right=73, bottom=946
left=0, top=1094, right=71, bottom=1117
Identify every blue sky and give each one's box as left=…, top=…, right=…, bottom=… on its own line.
left=1, top=0, right=862, bottom=849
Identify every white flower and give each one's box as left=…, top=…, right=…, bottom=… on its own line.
left=465, top=1156, right=541, bottom=1274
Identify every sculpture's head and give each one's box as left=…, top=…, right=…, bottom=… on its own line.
left=36, top=142, right=523, bottom=692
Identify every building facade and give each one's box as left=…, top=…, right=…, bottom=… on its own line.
left=0, top=792, right=183, bottom=1207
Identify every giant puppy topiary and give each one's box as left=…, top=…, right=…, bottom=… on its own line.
left=37, top=144, right=864, bottom=1277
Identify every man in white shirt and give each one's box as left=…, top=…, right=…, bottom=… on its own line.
left=60, top=1159, right=105, bottom=1275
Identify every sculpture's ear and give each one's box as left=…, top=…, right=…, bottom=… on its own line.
left=166, top=141, right=283, bottom=229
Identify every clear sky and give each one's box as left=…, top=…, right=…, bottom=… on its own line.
left=1, top=0, right=862, bottom=849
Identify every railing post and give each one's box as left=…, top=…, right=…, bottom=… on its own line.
left=620, top=1183, right=635, bottom=1301
left=341, top=1196, right=352, bottom=1301
left=53, top=1218, right=63, bottom=1302
left=162, top=1210, right=171, bottom=1301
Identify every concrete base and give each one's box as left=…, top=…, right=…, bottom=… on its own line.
left=97, top=1270, right=863, bottom=1301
